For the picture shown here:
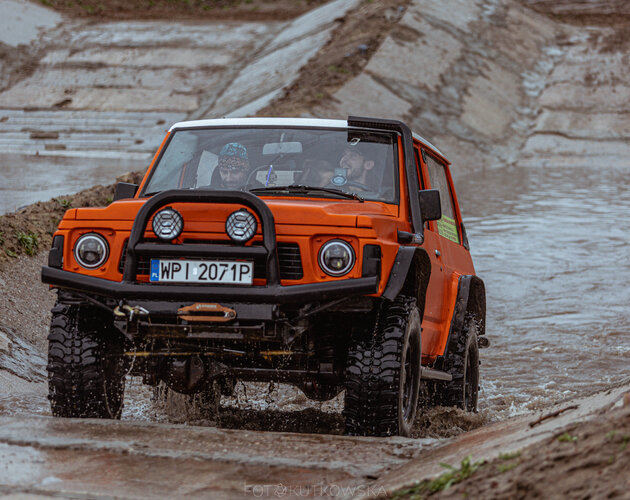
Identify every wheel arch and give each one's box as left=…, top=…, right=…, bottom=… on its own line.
left=382, top=246, right=431, bottom=319
left=438, top=274, right=486, bottom=362
left=466, top=275, right=486, bottom=336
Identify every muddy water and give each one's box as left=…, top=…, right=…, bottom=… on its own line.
left=116, top=162, right=630, bottom=428
left=1, top=165, right=628, bottom=433
left=454, top=164, right=630, bottom=417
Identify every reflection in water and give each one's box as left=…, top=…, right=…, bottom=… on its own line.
left=454, top=165, right=630, bottom=416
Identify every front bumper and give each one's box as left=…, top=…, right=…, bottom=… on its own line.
left=41, top=266, right=379, bottom=304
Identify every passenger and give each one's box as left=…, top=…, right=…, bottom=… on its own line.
left=215, top=142, right=251, bottom=189
left=336, top=142, right=376, bottom=189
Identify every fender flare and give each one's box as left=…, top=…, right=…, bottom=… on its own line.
left=382, top=247, right=432, bottom=318
left=440, top=275, right=486, bottom=360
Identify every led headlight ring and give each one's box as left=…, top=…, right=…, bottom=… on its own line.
left=74, top=233, right=109, bottom=269
left=318, top=239, right=355, bottom=277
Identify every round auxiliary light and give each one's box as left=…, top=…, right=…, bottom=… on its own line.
left=152, top=208, right=183, bottom=241
left=226, top=209, right=257, bottom=243
left=74, top=233, right=109, bottom=269
left=318, top=239, right=355, bottom=277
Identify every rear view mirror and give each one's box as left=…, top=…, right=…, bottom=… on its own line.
left=419, top=189, right=442, bottom=222
left=113, top=182, right=139, bottom=201
left=262, top=142, right=303, bottom=155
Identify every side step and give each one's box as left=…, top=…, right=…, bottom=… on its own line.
left=421, top=367, right=452, bottom=382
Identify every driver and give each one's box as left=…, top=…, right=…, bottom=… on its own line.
left=336, top=142, right=375, bottom=189
left=216, top=142, right=251, bottom=189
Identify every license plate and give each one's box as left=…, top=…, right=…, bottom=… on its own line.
left=150, top=259, right=253, bottom=284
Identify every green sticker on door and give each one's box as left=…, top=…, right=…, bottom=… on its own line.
left=436, top=215, right=460, bottom=243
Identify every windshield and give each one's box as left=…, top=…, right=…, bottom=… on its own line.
left=142, top=127, right=399, bottom=203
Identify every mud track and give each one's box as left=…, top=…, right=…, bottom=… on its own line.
left=0, top=383, right=626, bottom=498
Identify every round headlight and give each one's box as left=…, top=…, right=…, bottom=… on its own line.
left=226, top=209, right=257, bottom=243
left=152, top=208, right=183, bottom=241
left=318, top=240, right=355, bottom=277
left=74, top=233, right=109, bottom=269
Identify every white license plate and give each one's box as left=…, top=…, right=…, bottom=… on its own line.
left=150, top=259, right=253, bottom=284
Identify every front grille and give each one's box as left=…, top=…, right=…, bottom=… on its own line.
left=119, top=240, right=303, bottom=281
left=118, top=240, right=150, bottom=275
left=254, top=242, right=303, bottom=280
left=278, top=243, right=303, bottom=280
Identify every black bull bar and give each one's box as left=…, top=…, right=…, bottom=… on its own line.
left=41, top=190, right=379, bottom=304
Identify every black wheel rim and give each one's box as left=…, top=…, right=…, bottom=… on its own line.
left=464, top=344, right=477, bottom=412
left=402, top=338, right=419, bottom=421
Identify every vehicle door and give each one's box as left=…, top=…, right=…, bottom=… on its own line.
left=422, top=150, right=473, bottom=357
left=413, top=146, right=447, bottom=359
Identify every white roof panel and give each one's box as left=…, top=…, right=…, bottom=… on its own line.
left=169, top=117, right=348, bottom=132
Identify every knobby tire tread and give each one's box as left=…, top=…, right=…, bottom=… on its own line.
left=47, top=302, right=125, bottom=418
left=343, top=296, right=418, bottom=437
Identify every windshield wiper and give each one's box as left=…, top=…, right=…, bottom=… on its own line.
left=250, top=185, right=364, bottom=202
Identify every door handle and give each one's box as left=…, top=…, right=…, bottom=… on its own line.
left=435, top=249, right=441, bottom=258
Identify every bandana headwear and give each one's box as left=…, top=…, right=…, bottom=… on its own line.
left=220, top=142, right=248, bottom=160
left=219, top=155, right=248, bottom=171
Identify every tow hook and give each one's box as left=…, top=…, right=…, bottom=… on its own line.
left=113, top=304, right=150, bottom=322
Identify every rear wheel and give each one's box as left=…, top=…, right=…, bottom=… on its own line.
left=343, top=296, right=421, bottom=436
left=47, top=302, right=127, bottom=418
left=436, top=314, right=479, bottom=411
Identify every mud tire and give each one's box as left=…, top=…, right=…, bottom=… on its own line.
left=47, top=302, right=126, bottom=418
left=343, top=296, right=421, bottom=437
left=436, top=314, right=479, bottom=411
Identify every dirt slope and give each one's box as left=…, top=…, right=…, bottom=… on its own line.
left=399, top=402, right=630, bottom=499
left=36, top=0, right=328, bottom=21
left=0, top=171, right=143, bottom=269
left=523, top=0, right=630, bottom=24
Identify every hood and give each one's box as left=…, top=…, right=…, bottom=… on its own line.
left=72, top=197, right=397, bottom=227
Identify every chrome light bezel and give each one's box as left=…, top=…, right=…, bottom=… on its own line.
left=74, top=233, right=109, bottom=269
left=225, top=209, right=257, bottom=243
left=152, top=207, right=184, bottom=241
left=318, top=239, right=355, bottom=277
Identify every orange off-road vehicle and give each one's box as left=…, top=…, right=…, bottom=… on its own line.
left=42, top=116, right=487, bottom=436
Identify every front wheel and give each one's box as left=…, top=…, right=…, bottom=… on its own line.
left=47, top=302, right=127, bottom=418
left=343, top=296, right=422, bottom=437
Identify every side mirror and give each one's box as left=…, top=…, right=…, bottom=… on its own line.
left=113, top=182, right=139, bottom=201
left=419, top=189, right=442, bottom=222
